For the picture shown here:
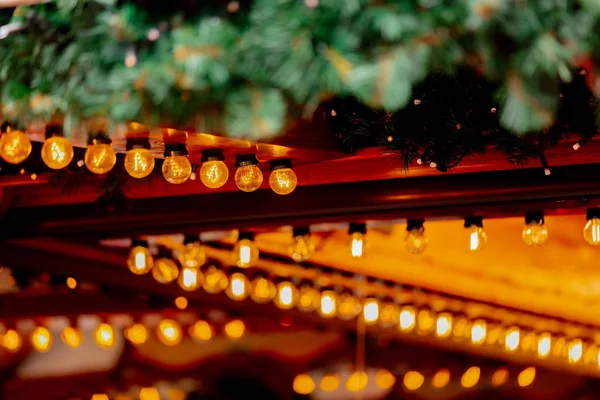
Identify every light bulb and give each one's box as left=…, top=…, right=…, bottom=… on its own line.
left=465, top=217, right=487, bottom=251
left=399, top=306, right=416, bottom=332
left=189, top=320, right=213, bottom=341
left=125, top=324, right=148, bottom=346
left=375, top=369, right=396, bottom=390
left=505, top=327, right=520, bottom=352
left=288, top=228, right=315, bottom=262
left=348, top=223, right=367, bottom=258
left=200, top=149, right=229, bottom=188
left=347, top=371, right=369, bottom=392
left=84, top=139, right=116, bottom=174
left=269, top=160, right=297, bottom=195
left=31, top=326, right=52, bottom=352
left=568, top=339, right=583, bottom=363
left=94, top=323, right=115, bottom=349
left=318, top=290, right=337, bottom=318
left=124, top=148, right=155, bottom=179
left=235, top=155, right=263, bottom=192
left=2, top=329, right=22, bottom=352
left=537, top=333, right=551, bottom=358
left=379, top=302, right=400, bottom=328
left=162, top=155, right=192, bottom=184
left=471, top=320, right=487, bottom=345
left=523, top=212, right=548, bottom=246
left=403, top=371, right=423, bottom=391
left=320, top=374, right=340, bottom=392
left=0, top=129, right=31, bottom=164
left=293, top=374, right=316, bottom=395
left=584, top=212, right=600, bottom=245
left=417, top=309, right=435, bottom=333
left=232, top=234, right=259, bottom=268
left=250, top=276, right=276, bottom=303
left=178, top=240, right=206, bottom=269
left=61, top=326, right=83, bottom=348
left=337, top=292, right=361, bottom=320
left=517, top=367, right=536, bottom=387
left=152, top=257, right=179, bottom=284
left=298, top=285, right=321, bottom=312
left=127, top=242, right=153, bottom=275
left=362, top=298, right=380, bottom=325
left=202, top=265, right=228, bottom=294
left=41, top=136, right=74, bottom=169
left=157, top=319, right=182, bottom=346
left=405, top=220, right=427, bottom=254
left=177, top=266, right=203, bottom=291
left=226, top=272, right=250, bottom=301
left=224, top=319, right=245, bottom=339
left=274, top=281, right=299, bottom=310
left=433, top=369, right=451, bottom=389
left=461, top=367, right=480, bottom=388
left=436, top=313, right=453, bottom=338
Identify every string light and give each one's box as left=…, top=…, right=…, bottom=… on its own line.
left=157, top=319, right=182, bottom=346
left=84, top=136, right=116, bottom=174
left=405, top=219, right=428, bottom=254
left=91, top=395, right=109, bottom=400
left=250, top=276, right=277, bottom=303
left=379, top=301, right=400, bottom=327
left=347, top=371, right=368, bottom=392
left=403, top=371, right=424, bottom=391
left=127, top=240, right=153, bottom=275
left=297, top=284, right=321, bottom=312
left=436, top=313, right=453, bottom=338
left=337, top=292, right=362, bottom=320
left=232, top=232, right=259, bottom=268
left=274, top=281, right=299, bottom=310
left=362, top=298, right=380, bottom=325
left=568, top=339, right=583, bottom=363
left=177, top=266, right=203, bottom=291
left=293, top=374, right=315, bottom=395
left=318, top=290, right=337, bottom=318
left=199, top=149, right=229, bottom=189
left=505, top=327, right=520, bottom=352
left=189, top=320, right=213, bottom=341
left=66, top=277, right=77, bottom=289
left=31, top=326, right=52, bottom=352
left=0, top=128, right=31, bottom=164
left=584, top=209, right=600, bottom=245
left=432, top=369, right=450, bottom=389
left=471, top=320, right=487, bottom=345
left=202, top=265, right=228, bottom=294
left=162, top=144, right=192, bottom=184
left=178, top=236, right=206, bottom=269
left=174, top=296, right=188, bottom=310
left=41, top=133, right=74, bottom=170
left=491, top=368, right=509, bottom=387
left=124, top=137, right=155, bottom=179
left=461, top=366, right=480, bottom=388
left=234, top=154, right=263, bottom=192
left=125, top=323, right=148, bottom=346
left=518, top=367, right=536, bottom=387
left=320, top=374, right=340, bottom=392
left=537, top=333, right=552, bottom=358
left=94, top=323, right=115, bottom=349
left=226, top=272, right=250, bottom=301
left=61, top=326, right=83, bottom=348
left=224, top=319, right=245, bottom=339
left=375, top=369, right=396, bottom=389
left=464, top=216, right=487, bottom=252
left=288, top=227, right=315, bottom=262
left=399, top=306, right=416, bottom=332
left=269, top=159, right=298, bottom=195
left=2, top=329, right=22, bottom=352
left=152, top=254, right=179, bottom=284
left=348, top=223, right=367, bottom=258
left=522, top=212, right=548, bottom=246
left=139, top=387, right=160, bottom=400
left=417, top=309, right=435, bottom=333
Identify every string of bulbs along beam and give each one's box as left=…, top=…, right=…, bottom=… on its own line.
left=0, top=125, right=299, bottom=195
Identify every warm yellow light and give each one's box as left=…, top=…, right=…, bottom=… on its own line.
left=139, top=387, right=160, bottom=400
left=157, top=319, right=182, bottom=346
left=288, top=235, right=315, bottom=262
left=189, top=320, right=213, bottom=341
left=162, top=155, right=192, bottom=184
left=124, top=148, right=155, bottom=179
left=250, top=277, right=276, bottom=303
left=202, top=265, right=228, bottom=294
left=337, top=292, right=362, bottom=320
left=200, top=160, right=229, bottom=188
left=84, top=142, right=116, bottom=174
left=405, top=225, right=428, bottom=254
left=432, top=369, right=450, bottom=389
left=522, top=222, right=548, bottom=246
left=318, top=290, right=337, bottom=318
left=226, top=272, right=250, bottom=301
left=320, top=374, right=340, bottom=392
left=177, top=266, right=203, bottom=291
left=375, top=369, right=396, bottom=389
left=379, top=302, right=400, bottom=327
left=518, top=367, right=536, bottom=387
left=584, top=217, right=600, bottom=245
left=269, top=167, right=297, bottom=195
left=235, top=164, right=263, bottom=192
left=349, top=232, right=365, bottom=258
left=347, top=371, right=369, bottom=392
left=417, top=309, right=434, bottom=333
left=92, top=395, right=109, bottom=400
left=125, top=323, right=148, bottom=346
left=468, top=226, right=487, bottom=251
left=152, top=258, right=179, bottom=283
left=491, top=368, right=509, bottom=387
left=461, top=366, right=480, bottom=388
left=127, top=246, right=154, bottom=275
left=298, top=285, right=321, bottom=312
left=274, top=281, right=299, bottom=310
left=293, top=374, right=315, bottom=395
left=94, top=323, right=115, bottom=349
left=399, top=306, right=416, bottom=332
left=505, top=327, right=520, bottom=352
left=178, top=241, right=206, bottom=269
left=471, top=320, right=487, bottom=345
left=436, top=313, right=453, bottom=338
left=61, top=326, right=82, bottom=348
left=31, top=327, right=52, bottom=352
left=453, top=317, right=469, bottom=338
left=232, top=238, right=259, bottom=268
left=0, top=130, right=31, bottom=164
left=568, top=339, right=583, bottom=363
left=41, top=136, right=74, bottom=169
left=537, top=333, right=552, bottom=358
left=363, top=298, right=380, bottom=325
left=224, top=319, right=245, bottom=339
left=403, top=371, right=424, bottom=391
left=174, top=296, right=188, bottom=310
left=2, top=329, right=22, bottom=352
left=66, top=277, right=77, bottom=289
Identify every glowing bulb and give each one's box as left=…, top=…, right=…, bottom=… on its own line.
left=2, top=329, right=22, bottom=352
left=337, top=292, right=361, bottom=320
left=235, top=163, right=263, bottom=192
left=537, top=333, right=551, bottom=358
left=349, top=232, right=366, bottom=258
left=124, top=148, right=155, bottom=178
left=522, top=214, right=548, bottom=246
left=84, top=141, right=116, bottom=174
left=250, top=277, right=276, bottom=303
left=347, top=371, right=368, bottom=392
left=140, top=387, right=160, bottom=400
left=162, top=155, right=192, bottom=184
left=584, top=216, right=600, bottom=245
left=505, top=327, right=520, bottom=352
left=399, top=306, right=416, bottom=332
left=127, top=244, right=153, bottom=275
left=274, top=281, right=299, bottom=310
left=66, top=277, right=77, bottom=289
left=224, top=319, right=245, bottom=339
left=518, top=367, right=535, bottom=387
left=568, top=339, right=583, bottom=363
left=405, top=221, right=428, bottom=254
left=318, top=290, right=337, bottom=318
left=232, top=236, right=259, bottom=268
left=152, top=257, right=179, bottom=283
left=41, top=136, right=74, bottom=169
left=491, top=368, right=509, bottom=387
left=92, top=395, right=109, bottom=400
left=467, top=226, right=487, bottom=251
left=362, top=298, right=379, bottom=324
left=298, top=285, right=320, bottom=312
left=288, top=231, right=315, bottom=262
left=175, top=296, right=188, bottom=309
left=417, top=309, right=435, bottom=332
left=61, top=326, right=83, bottom=348
left=200, top=160, right=229, bottom=188
left=269, top=164, right=297, bottom=195
left=189, top=320, right=213, bottom=341
left=379, top=302, right=400, bottom=327
left=178, top=241, right=206, bottom=269
left=94, top=323, right=115, bottom=349
left=125, top=323, right=148, bottom=346
left=293, top=374, right=315, bottom=395
left=375, top=369, right=396, bottom=389
left=432, top=369, right=450, bottom=388
left=31, top=327, right=52, bottom=352
left=177, top=266, right=203, bottom=291
left=461, top=367, right=480, bottom=388
left=403, top=371, right=423, bottom=391
left=157, top=319, right=182, bottom=346
left=320, top=374, right=340, bottom=392
left=436, top=313, right=452, bottom=338
left=202, top=265, right=228, bottom=294
left=0, top=129, right=31, bottom=164
left=471, top=320, right=487, bottom=345
left=226, top=272, right=250, bottom=301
